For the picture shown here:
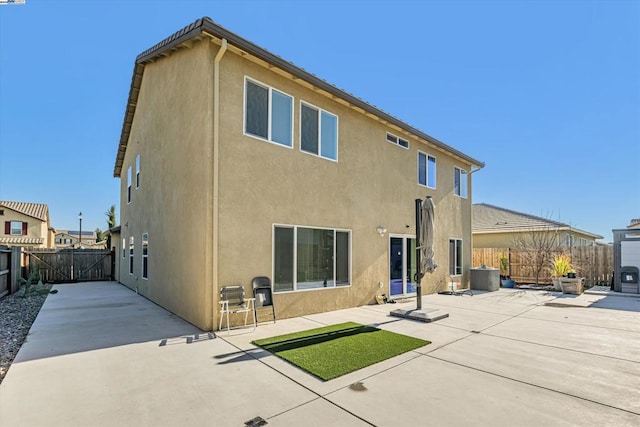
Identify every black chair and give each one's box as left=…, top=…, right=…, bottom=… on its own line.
left=252, top=276, right=276, bottom=324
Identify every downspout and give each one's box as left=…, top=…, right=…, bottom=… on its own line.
left=212, top=38, right=227, bottom=330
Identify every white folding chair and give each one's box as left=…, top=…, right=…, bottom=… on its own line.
left=219, top=285, right=256, bottom=334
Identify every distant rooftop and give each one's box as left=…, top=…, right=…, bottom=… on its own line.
left=0, top=201, right=49, bottom=222
left=473, top=203, right=603, bottom=239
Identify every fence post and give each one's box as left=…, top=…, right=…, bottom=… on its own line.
left=10, top=246, right=21, bottom=294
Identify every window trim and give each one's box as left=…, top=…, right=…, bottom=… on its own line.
left=299, top=101, right=339, bottom=162
left=386, top=132, right=409, bottom=149
left=243, top=76, right=294, bottom=149
left=272, top=223, right=352, bottom=293
left=417, top=151, right=437, bottom=189
left=454, top=167, right=468, bottom=198
left=141, top=232, right=148, bottom=280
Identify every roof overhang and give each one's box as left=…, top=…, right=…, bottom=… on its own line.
left=114, top=17, right=484, bottom=177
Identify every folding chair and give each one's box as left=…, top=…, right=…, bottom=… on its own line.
left=219, top=285, right=256, bottom=334
left=252, top=276, right=276, bottom=324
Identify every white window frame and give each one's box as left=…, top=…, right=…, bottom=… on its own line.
left=129, top=236, right=134, bottom=275
left=243, top=76, right=294, bottom=148
left=142, top=232, right=148, bottom=280
left=135, top=155, right=140, bottom=189
left=9, top=221, right=22, bottom=235
left=386, top=132, right=409, bottom=149
left=449, top=238, right=463, bottom=276
left=272, top=223, right=352, bottom=293
left=299, top=101, right=339, bottom=162
left=418, top=151, right=437, bottom=189
left=454, top=167, right=468, bottom=198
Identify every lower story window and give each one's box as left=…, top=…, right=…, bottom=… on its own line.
left=129, top=236, right=134, bottom=275
left=449, top=238, right=462, bottom=276
left=273, top=225, right=350, bottom=292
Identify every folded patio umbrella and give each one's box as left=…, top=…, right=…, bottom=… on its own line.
left=420, top=196, right=437, bottom=274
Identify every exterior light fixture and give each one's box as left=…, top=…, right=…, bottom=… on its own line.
left=376, top=226, right=387, bottom=236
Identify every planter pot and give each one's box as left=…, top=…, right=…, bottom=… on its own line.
left=501, top=279, right=515, bottom=288
left=560, top=278, right=584, bottom=295
left=567, top=272, right=576, bottom=279
left=552, top=277, right=562, bottom=291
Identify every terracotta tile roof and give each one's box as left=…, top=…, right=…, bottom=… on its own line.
left=0, top=201, right=49, bottom=222
left=473, top=203, right=603, bottom=239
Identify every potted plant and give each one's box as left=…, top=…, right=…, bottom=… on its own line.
left=498, top=252, right=515, bottom=288
left=551, top=254, right=571, bottom=291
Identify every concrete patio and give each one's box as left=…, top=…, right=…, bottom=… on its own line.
left=0, top=281, right=638, bottom=426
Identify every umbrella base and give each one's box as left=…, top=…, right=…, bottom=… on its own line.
left=389, top=307, right=449, bottom=323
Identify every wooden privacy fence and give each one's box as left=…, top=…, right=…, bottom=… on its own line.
left=0, top=246, right=10, bottom=298
left=25, top=248, right=113, bottom=283
left=473, top=246, right=613, bottom=287
left=0, top=246, right=25, bottom=297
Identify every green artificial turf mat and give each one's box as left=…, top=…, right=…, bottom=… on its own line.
left=253, top=322, right=430, bottom=381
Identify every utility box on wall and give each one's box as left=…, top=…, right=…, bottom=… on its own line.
left=612, top=229, right=640, bottom=294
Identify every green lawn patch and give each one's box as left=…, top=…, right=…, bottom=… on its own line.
left=252, top=322, right=430, bottom=381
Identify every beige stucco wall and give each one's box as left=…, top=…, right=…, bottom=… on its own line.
left=118, top=39, right=476, bottom=330
left=215, top=44, right=474, bottom=320
left=1, top=210, right=50, bottom=248
left=118, top=39, right=214, bottom=329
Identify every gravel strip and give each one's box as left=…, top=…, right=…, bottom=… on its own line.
left=0, top=287, right=50, bottom=384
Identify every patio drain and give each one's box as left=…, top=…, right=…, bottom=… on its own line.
left=245, top=416, right=268, bottom=426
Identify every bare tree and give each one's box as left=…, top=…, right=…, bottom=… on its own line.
left=512, top=225, right=561, bottom=285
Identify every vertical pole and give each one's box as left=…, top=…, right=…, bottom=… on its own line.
left=415, top=198, right=422, bottom=310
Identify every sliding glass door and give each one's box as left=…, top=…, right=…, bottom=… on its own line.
left=389, top=236, right=417, bottom=297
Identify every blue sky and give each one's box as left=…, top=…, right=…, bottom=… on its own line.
left=1, top=0, right=638, bottom=241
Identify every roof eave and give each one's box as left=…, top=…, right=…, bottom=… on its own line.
left=113, top=17, right=484, bottom=177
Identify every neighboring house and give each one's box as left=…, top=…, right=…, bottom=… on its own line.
left=54, top=230, right=100, bottom=248
left=473, top=203, right=603, bottom=248
left=628, top=218, right=640, bottom=229
left=112, top=17, right=484, bottom=331
left=0, top=201, right=54, bottom=248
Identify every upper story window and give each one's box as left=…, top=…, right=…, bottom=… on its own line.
left=300, top=102, right=338, bottom=161
left=418, top=152, right=436, bottom=188
left=454, top=167, right=468, bottom=198
left=135, top=155, right=140, bottom=189
left=5, top=221, right=25, bottom=235
left=386, top=132, right=409, bottom=149
left=244, top=78, right=293, bottom=148
left=127, top=166, right=132, bottom=204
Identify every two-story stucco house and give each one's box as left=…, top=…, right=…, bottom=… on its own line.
left=112, top=17, right=484, bottom=331
left=0, top=201, right=54, bottom=248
